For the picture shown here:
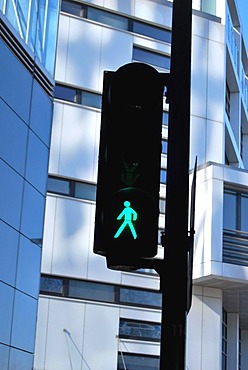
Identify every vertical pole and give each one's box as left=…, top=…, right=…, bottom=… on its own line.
left=159, top=0, right=192, bottom=369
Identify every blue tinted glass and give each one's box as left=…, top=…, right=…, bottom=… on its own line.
left=36, top=0, right=60, bottom=75
left=241, top=194, right=248, bottom=232
left=40, top=277, right=64, bottom=294
left=119, top=319, right=161, bottom=341
left=223, top=191, right=236, bottom=230
left=162, top=140, right=168, bottom=154
left=133, top=22, right=171, bottom=43
left=61, top=0, right=86, bottom=16
left=201, top=0, right=216, bottom=15
left=162, top=111, right=169, bottom=125
left=120, top=288, right=162, bottom=308
left=160, top=169, right=167, bottom=184
left=87, top=7, right=129, bottom=30
left=160, top=198, right=166, bottom=214
left=68, top=280, right=115, bottom=302
left=75, top=182, right=96, bottom=201
left=54, top=85, right=78, bottom=103
left=81, top=91, right=102, bottom=109
left=133, top=47, right=170, bottom=70
left=47, top=177, right=70, bottom=195
left=118, top=353, right=159, bottom=370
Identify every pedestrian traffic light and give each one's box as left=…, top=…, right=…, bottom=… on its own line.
left=94, top=62, right=165, bottom=270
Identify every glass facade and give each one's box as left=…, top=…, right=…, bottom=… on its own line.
left=0, top=0, right=59, bottom=75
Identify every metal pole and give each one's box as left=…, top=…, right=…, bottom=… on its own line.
left=159, top=0, right=192, bottom=369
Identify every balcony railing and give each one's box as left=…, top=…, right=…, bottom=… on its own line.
left=223, top=229, right=248, bottom=266
left=241, top=65, right=248, bottom=113
left=226, top=10, right=239, bottom=71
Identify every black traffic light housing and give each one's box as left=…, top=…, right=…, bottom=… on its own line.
left=94, top=63, right=166, bottom=270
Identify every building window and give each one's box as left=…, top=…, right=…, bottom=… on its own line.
left=117, top=352, right=159, bottom=370
left=163, top=111, right=169, bottom=125
left=162, top=140, right=168, bottom=155
left=119, top=318, right=161, bottom=342
left=40, top=276, right=64, bottom=296
left=119, top=287, right=162, bottom=308
left=160, top=169, right=167, bottom=184
left=222, top=308, right=227, bottom=370
left=54, top=83, right=102, bottom=109
left=61, top=1, right=171, bottom=44
left=201, top=0, right=216, bottom=15
left=159, top=198, right=166, bottom=214
left=47, top=176, right=97, bottom=201
left=40, top=275, right=162, bottom=309
left=223, top=188, right=248, bottom=265
left=133, top=46, right=170, bottom=70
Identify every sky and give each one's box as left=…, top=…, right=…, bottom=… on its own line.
left=237, top=0, right=248, bottom=47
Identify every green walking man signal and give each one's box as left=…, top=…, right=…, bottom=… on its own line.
left=114, top=200, right=137, bottom=239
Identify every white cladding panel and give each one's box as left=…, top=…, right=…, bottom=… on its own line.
left=49, top=102, right=100, bottom=182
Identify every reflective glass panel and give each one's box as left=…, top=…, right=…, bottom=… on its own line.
left=40, top=276, right=64, bottom=295
left=133, top=47, right=170, bottom=70
left=201, top=0, right=216, bottom=15
left=223, top=190, right=236, bottom=230
left=74, top=182, right=96, bottom=201
left=119, top=287, right=162, bottom=308
left=61, top=0, right=86, bottom=17
left=118, top=353, right=159, bottom=370
left=87, top=7, right=129, bottom=30
left=68, top=280, right=116, bottom=302
left=80, top=91, right=101, bottom=109
left=47, top=177, right=70, bottom=195
left=54, top=84, right=78, bottom=103
left=241, top=194, right=248, bottom=232
left=119, top=319, right=161, bottom=341
left=159, top=198, right=166, bottom=214
left=163, top=111, right=169, bottom=125
left=133, top=21, right=171, bottom=43
left=162, top=140, right=168, bottom=154
left=160, top=169, right=167, bottom=184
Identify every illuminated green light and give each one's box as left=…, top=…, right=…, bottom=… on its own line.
left=114, top=200, right=137, bottom=239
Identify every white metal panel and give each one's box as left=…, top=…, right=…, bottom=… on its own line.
left=51, top=197, right=91, bottom=279
left=48, top=102, right=64, bottom=175
left=66, top=17, right=102, bottom=90
left=206, top=39, right=225, bottom=123
left=33, top=298, right=49, bottom=370
left=82, top=303, right=119, bottom=370
left=54, top=15, right=70, bottom=82
left=43, top=298, right=86, bottom=370
left=134, top=0, right=172, bottom=29
left=41, top=196, right=57, bottom=274
left=58, top=104, right=100, bottom=182
left=191, top=34, right=208, bottom=119
left=190, top=116, right=207, bottom=167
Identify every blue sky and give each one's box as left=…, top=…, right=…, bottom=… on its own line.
left=237, top=0, right=248, bottom=47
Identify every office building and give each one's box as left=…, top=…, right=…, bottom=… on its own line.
left=34, top=0, right=248, bottom=369
left=0, top=1, right=59, bottom=368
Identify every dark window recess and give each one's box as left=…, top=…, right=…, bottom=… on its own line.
left=133, top=46, right=170, bottom=70
left=54, top=84, right=101, bottom=109
left=119, top=318, right=161, bottom=342
left=47, top=176, right=97, bottom=201
left=117, top=352, right=160, bottom=370
left=40, top=275, right=162, bottom=309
